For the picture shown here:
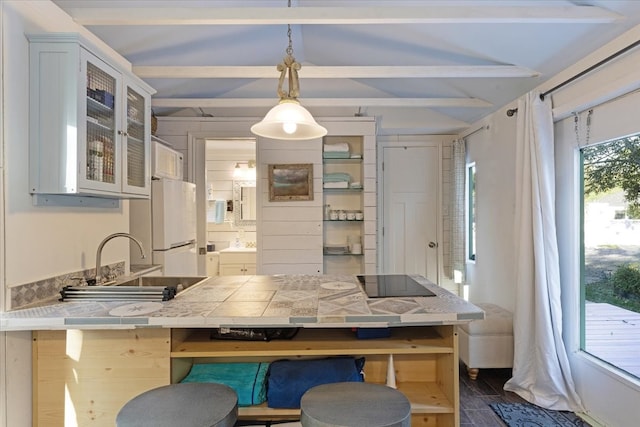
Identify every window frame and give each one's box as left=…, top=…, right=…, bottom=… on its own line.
left=579, top=135, right=640, bottom=380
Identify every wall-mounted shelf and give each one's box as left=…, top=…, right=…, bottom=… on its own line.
left=323, top=188, right=363, bottom=194
left=322, top=158, right=363, bottom=164
left=323, top=136, right=367, bottom=275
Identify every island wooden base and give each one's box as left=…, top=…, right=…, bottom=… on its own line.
left=32, top=329, right=171, bottom=427
left=33, top=326, right=460, bottom=427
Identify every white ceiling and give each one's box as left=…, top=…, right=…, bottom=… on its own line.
left=52, top=0, right=640, bottom=135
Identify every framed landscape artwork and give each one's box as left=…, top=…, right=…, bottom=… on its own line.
left=268, top=163, right=314, bottom=201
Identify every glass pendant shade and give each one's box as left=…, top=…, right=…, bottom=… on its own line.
left=251, top=99, right=327, bottom=141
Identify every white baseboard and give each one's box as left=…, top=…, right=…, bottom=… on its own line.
left=578, top=412, right=605, bottom=427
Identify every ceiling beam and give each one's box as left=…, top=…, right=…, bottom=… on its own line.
left=151, top=97, right=492, bottom=109
left=67, top=6, right=621, bottom=26
left=134, top=65, right=539, bottom=79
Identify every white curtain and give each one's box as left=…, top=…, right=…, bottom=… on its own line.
left=450, top=139, right=466, bottom=283
left=504, top=92, right=583, bottom=412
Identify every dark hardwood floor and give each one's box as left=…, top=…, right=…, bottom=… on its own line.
left=459, top=363, right=527, bottom=426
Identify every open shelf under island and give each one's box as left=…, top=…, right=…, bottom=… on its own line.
left=5, top=274, right=484, bottom=427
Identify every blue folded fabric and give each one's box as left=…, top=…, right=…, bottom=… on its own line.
left=213, top=200, right=225, bottom=224
left=266, top=357, right=365, bottom=409
left=181, top=362, right=269, bottom=406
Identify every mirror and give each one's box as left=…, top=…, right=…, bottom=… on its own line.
left=233, top=181, right=256, bottom=226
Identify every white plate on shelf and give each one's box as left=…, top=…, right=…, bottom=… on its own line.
left=324, top=245, right=349, bottom=254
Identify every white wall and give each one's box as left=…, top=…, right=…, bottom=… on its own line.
left=463, top=24, right=640, bottom=426
left=553, top=58, right=640, bottom=427
left=2, top=2, right=133, bottom=294
left=258, top=137, right=323, bottom=274
left=0, top=3, right=6, bottom=426
left=1, top=3, right=145, bottom=426
left=463, top=112, right=518, bottom=311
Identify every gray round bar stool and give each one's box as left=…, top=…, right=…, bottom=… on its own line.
left=116, top=383, right=238, bottom=427
left=300, top=382, right=411, bottom=427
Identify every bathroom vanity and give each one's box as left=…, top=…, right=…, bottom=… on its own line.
left=218, top=247, right=257, bottom=276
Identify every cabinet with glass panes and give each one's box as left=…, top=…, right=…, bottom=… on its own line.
left=28, top=33, right=155, bottom=199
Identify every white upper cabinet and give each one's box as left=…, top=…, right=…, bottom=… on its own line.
left=28, top=34, right=155, bottom=199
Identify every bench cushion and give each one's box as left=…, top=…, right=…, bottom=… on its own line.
left=459, top=303, right=513, bottom=335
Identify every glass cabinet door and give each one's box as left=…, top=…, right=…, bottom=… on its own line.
left=123, top=83, right=150, bottom=195
left=85, top=61, right=118, bottom=188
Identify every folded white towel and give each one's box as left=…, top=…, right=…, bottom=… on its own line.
left=323, top=182, right=350, bottom=189
left=323, top=142, right=350, bottom=152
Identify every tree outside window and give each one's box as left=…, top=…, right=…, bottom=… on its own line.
left=581, top=134, right=640, bottom=379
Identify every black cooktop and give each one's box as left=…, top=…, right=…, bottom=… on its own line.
left=356, top=274, right=436, bottom=298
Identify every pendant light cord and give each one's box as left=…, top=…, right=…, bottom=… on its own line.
left=249, top=0, right=328, bottom=140
left=287, top=25, right=293, bottom=56
left=286, top=0, right=293, bottom=56
left=277, top=0, right=300, bottom=100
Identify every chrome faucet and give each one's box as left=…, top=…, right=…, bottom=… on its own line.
left=92, top=233, right=146, bottom=285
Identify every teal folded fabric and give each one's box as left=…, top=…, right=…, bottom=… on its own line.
left=181, top=362, right=269, bottom=406
left=323, top=172, right=351, bottom=182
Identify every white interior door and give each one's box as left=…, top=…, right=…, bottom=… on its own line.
left=382, top=145, right=440, bottom=283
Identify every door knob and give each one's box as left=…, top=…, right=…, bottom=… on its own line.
left=428, top=241, right=438, bottom=248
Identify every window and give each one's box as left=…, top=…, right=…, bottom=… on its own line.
left=581, top=134, right=640, bottom=379
left=467, top=163, right=476, bottom=262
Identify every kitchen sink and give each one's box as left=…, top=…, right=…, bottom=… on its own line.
left=59, top=276, right=208, bottom=302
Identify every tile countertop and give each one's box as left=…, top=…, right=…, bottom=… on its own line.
left=1, top=274, right=484, bottom=331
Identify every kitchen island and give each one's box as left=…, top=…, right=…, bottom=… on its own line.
left=2, top=274, right=483, bottom=427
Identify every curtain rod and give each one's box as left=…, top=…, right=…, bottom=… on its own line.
left=540, top=39, right=640, bottom=100
left=460, top=124, right=489, bottom=140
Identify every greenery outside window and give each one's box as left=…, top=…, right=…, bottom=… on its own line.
left=467, top=163, right=476, bottom=262
left=581, top=134, right=640, bottom=380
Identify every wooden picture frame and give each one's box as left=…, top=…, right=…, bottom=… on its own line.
left=268, top=163, right=314, bottom=201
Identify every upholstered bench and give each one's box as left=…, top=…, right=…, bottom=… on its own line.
left=458, top=302, right=514, bottom=380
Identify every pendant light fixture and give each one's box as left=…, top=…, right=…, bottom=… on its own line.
left=251, top=1, right=327, bottom=141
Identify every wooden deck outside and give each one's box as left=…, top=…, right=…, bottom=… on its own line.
left=584, top=302, right=640, bottom=378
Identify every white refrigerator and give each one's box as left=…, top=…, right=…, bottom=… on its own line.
left=130, top=179, right=198, bottom=276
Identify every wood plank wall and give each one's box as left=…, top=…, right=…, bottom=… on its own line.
left=156, top=117, right=377, bottom=276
